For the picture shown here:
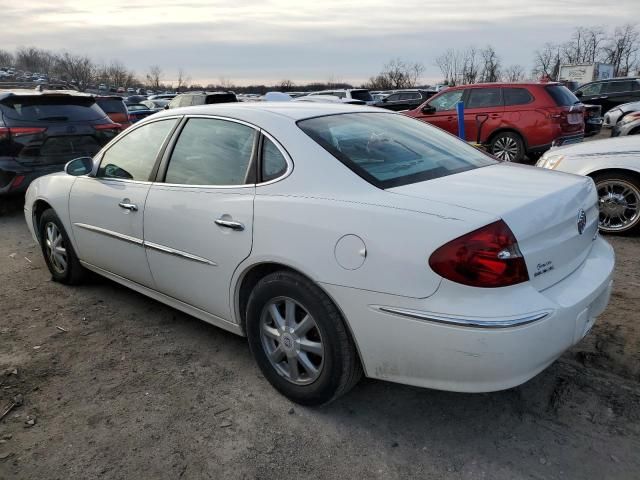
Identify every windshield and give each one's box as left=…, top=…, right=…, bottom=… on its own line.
left=298, top=112, right=495, bottom=188
left=350, top=90, right=373, bottom=102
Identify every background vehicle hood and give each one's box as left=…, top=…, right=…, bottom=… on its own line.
left=545, top=135, right=640, bottom=158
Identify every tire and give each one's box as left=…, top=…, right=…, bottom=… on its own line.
left=490, top=132, right=525, bottom=163
left=39, top=209, right=86, bottom=284
left=246, top=270, right=362, bottom=405
left=592, top=172, right=640, bottom=234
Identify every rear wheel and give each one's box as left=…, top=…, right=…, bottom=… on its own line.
left=490, top=132, right=525, bottom=163
left=39, top=209, right=86, bottom=284
left=592, top=172, right=640, bottom=234
left=246, top=270, right=362, bottom=405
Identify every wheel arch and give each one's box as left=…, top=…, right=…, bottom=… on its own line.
left=233, top=260, right=366, bottom=372
left=486, top=127, right=529, bottom=152
left=32, top=199, right=54, bottom=239
left=586, top=167, right=640, bottom=182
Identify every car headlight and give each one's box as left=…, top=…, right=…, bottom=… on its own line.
left=537, top=154, right=565, bottom=169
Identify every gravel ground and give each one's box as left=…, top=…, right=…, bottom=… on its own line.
left=0, top=195, right=639, bottom=480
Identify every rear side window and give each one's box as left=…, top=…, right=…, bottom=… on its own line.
left=603, top=81, right=636, bottom=93
left=298, top=112, right=494, bottom=189
left=0, top=95, right=106, bottom=122
left=95, top=97, right=127, bottom=114
left=545, top=85, right=580, bottom=106
left=205, top=94, right=237, bottom=104
left=165, top=118, right=256, bottom=186
left=98, top=119, right=177, bottom=181
left=261, top=137, right=288, bottom=182
left=503, top=88, right=534, bottom=106
left=350, top=90, right=373, bottom=102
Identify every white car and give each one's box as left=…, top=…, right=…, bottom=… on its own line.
left=307, top=89, right=375, bottom=105
left=24, top=103, right=614, bottom=405
left=603, top=101, right=640, bottom=128
left=537, top=135, right=640, bottom=233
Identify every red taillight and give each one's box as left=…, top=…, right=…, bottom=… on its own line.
left=94, top=123, right=122, bottom=132
left=429, top=220, right=529, bottom=288
left=10, top=175, right=26, bottom=190
left=0, top=127, right=46, bottom=138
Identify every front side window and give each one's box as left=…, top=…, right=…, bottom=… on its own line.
left=577, top=82, right=602, bottom=96
left=298, top=112, right=494, bottom=189
left=165, top=118, right=256, bottom=186
left=261, top=137, right=288, bottom=182
left=98, top=119, right=177, bottom=180
left=427, top=90, right=464, bottom=111
left=466, top=88, right=502, bottom=108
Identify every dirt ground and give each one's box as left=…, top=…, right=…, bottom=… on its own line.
left=0, top=195, right=639, bottom=480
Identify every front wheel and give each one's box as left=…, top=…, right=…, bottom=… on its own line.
left=490, top=132, right=525, bottom=163
left=593, top=172, right=640, bottom=234
left=246, top=270, right=362, bottom=405
left=39, top=209, right=86, bottom=284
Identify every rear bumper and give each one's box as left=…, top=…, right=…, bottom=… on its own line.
left=0, top=161, right=66, bottom=195
left=322, top=236, right=614, bottom=393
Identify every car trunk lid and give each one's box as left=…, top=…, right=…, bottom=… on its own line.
left=388, top=163, right=599, bottom=290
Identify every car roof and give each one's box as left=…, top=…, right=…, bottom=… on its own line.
left=151, top=102, right=384, bottom=122
left=0, top=89, right=93, bottom=101
left=444, top=82, right=559, bottom=90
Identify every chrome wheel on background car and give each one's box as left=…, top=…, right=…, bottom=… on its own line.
left=596, top=178, right=640, bottom=233
left=490, top=132, right=525, bottom=163
left=44, top=222, right=68, bottom=274
left=259, top=296, right=324, bottom=385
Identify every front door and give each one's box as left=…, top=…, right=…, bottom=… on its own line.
left=69, top=118, right=179, bottom=287
left=413, top=89, right=463, bottom=134
left=143, top=117, right=257, bottom=322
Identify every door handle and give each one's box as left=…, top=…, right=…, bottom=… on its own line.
left=118, top=202, right=138, bottom=211
left=489, top=114, right=501, bottom=118
left=215, top=218, right=244, bottom=231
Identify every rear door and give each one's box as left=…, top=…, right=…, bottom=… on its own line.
left=462, top=87, right=504, bottom=143
left=413, top=89, right=463, bottom=134
left=601, top=80, right=640, bottom=111
left=69, top=117, right=179, bottom=287
left=143, top=116, right=258, bottom=321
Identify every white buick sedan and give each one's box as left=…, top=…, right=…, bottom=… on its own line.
left=24, top=103, right=614, bottom=405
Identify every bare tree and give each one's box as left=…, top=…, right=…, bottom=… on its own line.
left=532, top=42, right=562, bottom=79
left=146, top=65, right=162, bottom=90
left=365, top=59, right=424, bottom=89
left=502, top=64, right=526, bottom=82
left=14, top=47, right=56, bottom=74
left=461, top=47, right=480, bottom=85
left=279, top=79, right=295, bottom=92
left=603, top=24, right=640, bottom=76
left=218, top=76, right=235, bottom=90
left=480, top=46, right=501, bottom=82
left=176, top=68, right=191, bottom=91
left=435, top=49, right=461, bottom=86
left=0, top=49, right=13, bottom=67
left=55, top=52, right=95, bottom=91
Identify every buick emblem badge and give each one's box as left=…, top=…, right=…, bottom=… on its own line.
left=577, top=209, right=586, bottom=235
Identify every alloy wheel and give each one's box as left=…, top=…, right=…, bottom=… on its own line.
left=492, top=136, right=519, bottom=162
left=259, top=296, right=325, bottom=385
left=597, top=180, right=640, bottom=232
left=44, top=222, right=68, bottom=274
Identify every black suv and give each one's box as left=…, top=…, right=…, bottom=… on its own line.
left=166, top=91, right=238, bottom=109
left=574, top=77, right=640, bottom=113
left=0, top=90, right=121, bottom=195
left=375, top=89, right=435, bottom=111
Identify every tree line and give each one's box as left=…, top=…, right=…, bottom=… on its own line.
left=0, top=24, right=638, bottom=93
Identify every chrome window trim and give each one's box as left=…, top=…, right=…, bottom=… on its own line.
left=155, top=114, right=294, bottom=189
left=375, top=306, right=550, bottom=329
left=73, top=223, right=143, bottom=245
left=144, top=241, right=218, bottom=266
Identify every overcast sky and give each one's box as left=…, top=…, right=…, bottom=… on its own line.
left=3, top=0, right=640, bottom=86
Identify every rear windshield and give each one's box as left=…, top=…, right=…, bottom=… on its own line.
left=350, top=90, right=373, bottom=102
left=545, top=85, right=581, bottom=106
left=0, top=95, right=105, bottom=121
left=95, top=97, right=127, bottom=114
left=298, top=112, right=495, bottom=189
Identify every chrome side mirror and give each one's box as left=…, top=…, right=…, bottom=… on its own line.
left=64, top=157, right=93, bottom=176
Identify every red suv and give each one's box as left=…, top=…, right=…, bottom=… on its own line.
left=404, top=83, right=585, bottom=162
